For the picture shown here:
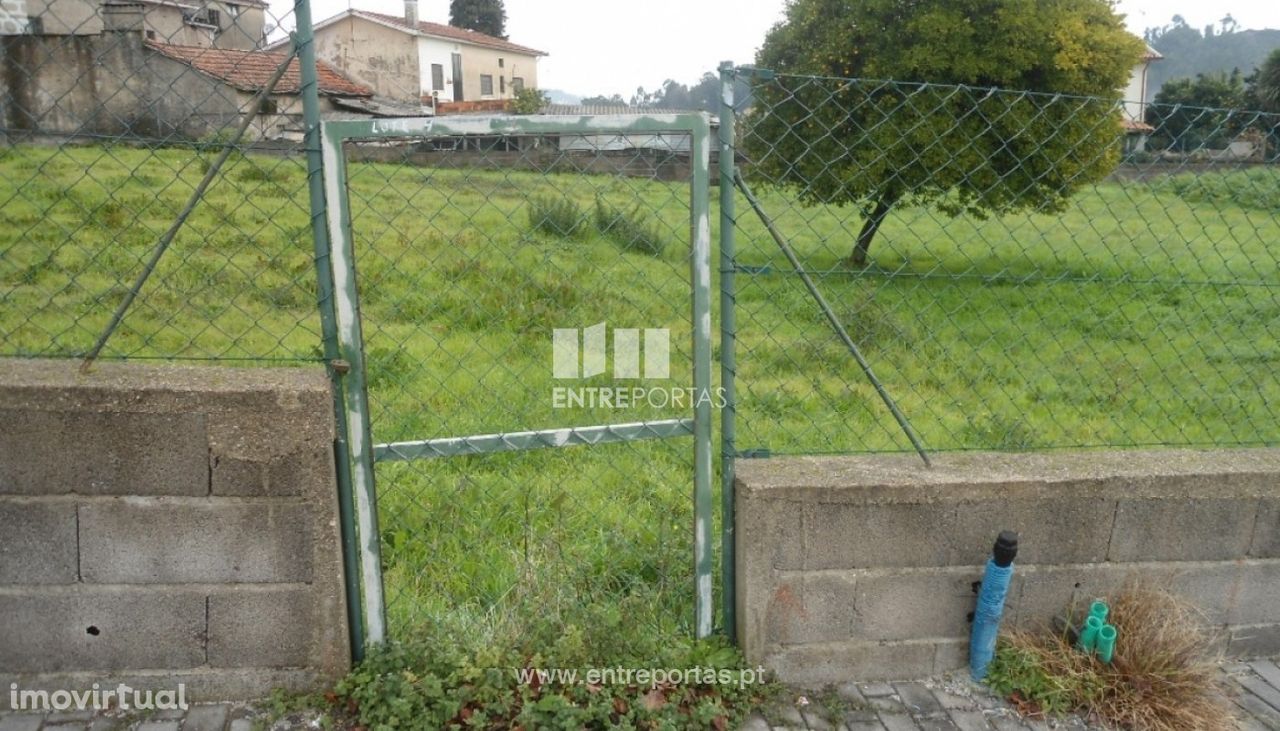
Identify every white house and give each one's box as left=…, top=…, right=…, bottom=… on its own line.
left=277, top=2, right=545, bottom=110
left=1121, top=44, right=1163, bottom=151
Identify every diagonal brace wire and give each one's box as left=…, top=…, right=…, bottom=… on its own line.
left=734, top=170, right=932, bottom=467
left=80, top=41, right=301, bottom=371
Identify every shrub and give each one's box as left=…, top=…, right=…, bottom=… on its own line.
left=594, top=198, right=667, bottom=257
left=527, top=195, right=589, bottom=239
left=986, top=582, right=1234, bottom=730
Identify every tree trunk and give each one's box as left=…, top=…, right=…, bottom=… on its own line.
left=849, top=196, right=895, bottom=267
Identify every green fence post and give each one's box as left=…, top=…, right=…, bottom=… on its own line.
left=295, top=0, right=368, bottom=660
left=717, top=60, right=738, bottom=644
left=691, top=113, right=715, bottom=640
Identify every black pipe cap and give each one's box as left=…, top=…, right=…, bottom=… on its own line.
left=993, top=530, right=1019, bottom=567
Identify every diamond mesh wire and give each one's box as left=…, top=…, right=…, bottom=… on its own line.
left=1, top=1, right=322, bottom=363
left=338, top=131, right=702, bottom=649
left=729, top=71, right=1280, bottom=456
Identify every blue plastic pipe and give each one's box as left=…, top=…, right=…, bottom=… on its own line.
left=971, top=531, right=1019, bottom=681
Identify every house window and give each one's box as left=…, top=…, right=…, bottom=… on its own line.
left=512, top=77, right=524, bottom=93
left=498, top=58, right=504, bottom=68
left=146, top=29, right=156, bottom=39
left=480, top=74, right=494, bottom=96
left=500, top=76, right=505, bottom=94
left=26, top=15, right=43, bottom=33
left=431, top=63, right=444, bottom=92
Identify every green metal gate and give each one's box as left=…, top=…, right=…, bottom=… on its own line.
left=318, top=115, right=716, bottom=653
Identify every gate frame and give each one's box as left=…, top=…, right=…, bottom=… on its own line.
left=319, top=114, right=716, bottom=650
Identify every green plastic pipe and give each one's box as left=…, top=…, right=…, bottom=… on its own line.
left=1079, top=615, right=1103, bottom=653
left=1090, top=600, right=1109, bottom=624
left=1097, top=624, right=1117, bottom=664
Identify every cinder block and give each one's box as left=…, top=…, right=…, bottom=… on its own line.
left=210, top=456, right=267, bottom=497
left=802, top=497, right=1111, bottom=571
left=1109, top=498, right=1256, bottom=562
left=208, top=589, right=312, bottom=668
left=1228, top=624, right=1280, bottom=658
left=212, top=446, right=332, bottom=498
left=0, top=409, right=207, bottom=496
left=0, top=591, right=205, bottom=672
left=852, top=570, right=979, bottom=642
left=933, top=640, right=968, bottom=674
left=1252, top=499, right=1279, bottom=558
left=1230, top=562, right=1280, bottom=626
left=766, top=573, right=857, bottom=645
left=735, top=491, right=802, bottom=570
left=0, top=502, right=78, bottom=583
left=1013, top=564, right=1129, bottom=628
left=767, top=640, right=937, bottom=686
left=80, top=502, right=312, bottom=583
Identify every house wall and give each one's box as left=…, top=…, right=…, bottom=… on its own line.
left=0, top=359, right=349, bottom=702
left=736, top=449, right=1280, bottom=685
left=1122, top=60, right=1149, bottom=122
left=0, top=30, right=328, bottom=142
left=417, top=35, right=536, bottom=103
left=2, top=0, right=263, bottom=48
left=313, top=15, right=419, bottom=102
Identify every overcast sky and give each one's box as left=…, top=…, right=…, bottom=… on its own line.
left=284, top=0, right=1280, bottom=98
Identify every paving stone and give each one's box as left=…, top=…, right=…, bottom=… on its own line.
left=931, top=687, right=977, bottom=711
left=42, top=724, right=89, bottom=731
left=915, top=717, right=959, bottom=731
left=844, top=719, right=886, bottom=731
left=1251, top=661, right=1280, bottom=692
left=987, top=718, right=1025, bottom=731
left=0, top=715, right=44, bottom=731
left=1228, top=691, right=1280, bottom=731
left=1235, top=692, right=1280, bottom=729
left=135, top=722, right=180, bottom=731
left=836, top=681, right=867, bottom=706
left=843, top=707, right=883, bottom=728
left=228, top=720, right=252, bottom=731
left=740, top=713, right=772, bottom=731
left=89, top=719, right=125, bottom=731
left=947, top=710, right=992, bottom=731
left=1242, top=676, right=1280, bottom=714
left=893, top=683, right=945, bottom=717
left=182, top=704, right=230, bottom=731
left=860, top=683, right=897, bottom=697
left=878, top=714, right=920, bottom=731
left=801, top=707, right=836, bottom=730
left=765, top=702, right=806, bottom=728
left=46, top=710, right=94, bottom=722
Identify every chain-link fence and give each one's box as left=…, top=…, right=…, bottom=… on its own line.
left=0, top=0, right=326, bottom=364
left=722, top=69, right=1280, bottom=460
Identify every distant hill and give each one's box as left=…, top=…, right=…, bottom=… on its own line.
left=543, top=89, right=582, bottom=105
left=1146, top=22, right=1280, bottom=98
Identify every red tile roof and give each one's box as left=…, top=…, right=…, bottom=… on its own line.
left=1122, top=118, right=1155, bottom=133
left=357, top=11, right=547, bottom=56
left=146, top=42, right=372, bottom=97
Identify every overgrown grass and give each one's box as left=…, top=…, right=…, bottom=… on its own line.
left=986, top=583, right=1234, bottom=730
left=1, top=144, right=1278, bottom=667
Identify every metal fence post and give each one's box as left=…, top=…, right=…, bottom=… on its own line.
left=294, top=0, right=368, bottom=660
left=691, top=114, right=715, bottom=640
left=717, top=60, right=738, bottom=644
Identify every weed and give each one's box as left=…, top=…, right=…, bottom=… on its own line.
left=986, top=582, right=1234, bottom=730
left=594, top=198, right=667, bottom=256
left=527, top=194, right=589, bottom=239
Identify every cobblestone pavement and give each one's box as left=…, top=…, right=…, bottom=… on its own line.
left=745, top=660, right=1280, bottom=731
left=1, top=660, right=1277, bottom=730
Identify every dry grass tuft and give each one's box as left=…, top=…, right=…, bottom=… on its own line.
left=988, top=581, right=1235, bottom=731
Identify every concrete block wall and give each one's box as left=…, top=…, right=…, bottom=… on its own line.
left=735, top=449, right=1280, bottom=686
left=0, top=359, right=349, bottom=703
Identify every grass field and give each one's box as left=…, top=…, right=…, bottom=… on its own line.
left=2, top=143, right=1278, bottom=662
